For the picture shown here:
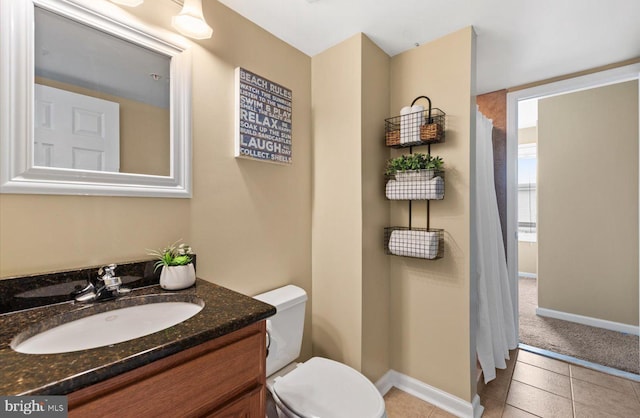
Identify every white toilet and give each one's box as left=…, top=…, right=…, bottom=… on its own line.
left=254, top=285, right=387, bottom=418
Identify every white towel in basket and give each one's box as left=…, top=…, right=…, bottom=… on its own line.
left=385, top=176, right=444, bottom=200
left=400, top=106, right=412, bottom=144
left=400, top=105, right=424, bottom=144
left=388, top=230, right=439, bottom=259
left=409, top=105, right=424, bottom=143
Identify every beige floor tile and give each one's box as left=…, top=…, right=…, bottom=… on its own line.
left=570, top=365, right=636, bottom=396
left=571, top=378, right=640, bottom=418
left=384, top=387, right=435, bottom=418
left=485, top=361, right=517, bottom=388
left=502, top=405, right=539, bottom=418
left=506, top=380, right=573, bottom=418
left=480, top=351, right=522, bottom=403
left=428, top=408, right=457, bottom=418
left=632, top=379, right=640, bottom=402
left=573, top=400, right=632, bottom=418
left=494, top=362, right=517, bottom=383
left=385, top=350, right=639, bottom=418
left=517, top=350, right=570, bottom=376
left=480, top=377, right=511, bottom=403
left=479, top=396, right=504, bottom=418
left=513, top=361, right=572, bottom=399
left=508, top=348, right=520, bottom=364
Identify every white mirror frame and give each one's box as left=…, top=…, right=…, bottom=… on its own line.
left=0, top=0, right=192, bottom=198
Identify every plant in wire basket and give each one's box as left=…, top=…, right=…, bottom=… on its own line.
left=385, top=153, right=443, bottom=181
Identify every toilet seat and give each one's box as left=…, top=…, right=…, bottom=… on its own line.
left=272, top=357, right=386, bottom=418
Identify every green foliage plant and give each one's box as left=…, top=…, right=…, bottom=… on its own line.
left=148, top=241, right=193, bottom=272
left=427, top=156, right=444, bottom=170
left=385, top=153, right=444, bottom=176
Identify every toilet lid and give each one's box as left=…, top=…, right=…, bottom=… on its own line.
left=273, top=357, right=385, bottom=418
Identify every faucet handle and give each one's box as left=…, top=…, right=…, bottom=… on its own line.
left=98, top=264, right=117, bottom=280
left=75, top=263, right=130, bottom=303
left=103, top=275, right=122, bottom=291
left=97, top=264, right=121, bottom=291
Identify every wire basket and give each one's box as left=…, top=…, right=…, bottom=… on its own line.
left=385, top=169, right=445, bottom=200
left=384, top=227, right=444, bottom=259
left=385, top=96, right=445, bottom=147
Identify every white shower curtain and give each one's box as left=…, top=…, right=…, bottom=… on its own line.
left=475, top=109, right=517, bottom=383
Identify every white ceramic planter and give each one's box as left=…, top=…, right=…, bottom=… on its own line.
left=160, top=263, right=196, bottom=290
left=395, top=169, right=435, bottom=182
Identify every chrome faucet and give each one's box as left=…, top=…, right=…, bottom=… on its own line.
left=74, top=264, right=131, bottom=303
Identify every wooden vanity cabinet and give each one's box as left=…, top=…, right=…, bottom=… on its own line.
left=68, top=321, right=267, bottom=418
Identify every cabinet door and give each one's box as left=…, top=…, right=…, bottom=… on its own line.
left=68, top=322, right=267, bottom=418
left=206, top=386, right=263, bottom=418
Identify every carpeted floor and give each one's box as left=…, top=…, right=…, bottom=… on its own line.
left=518, top=277, right=640, bottom=374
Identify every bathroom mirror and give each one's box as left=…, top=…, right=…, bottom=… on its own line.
left=0, top=0, right=192, bottom=197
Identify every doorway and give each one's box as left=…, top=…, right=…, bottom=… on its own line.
left=506, top=63, right=640, bottom=378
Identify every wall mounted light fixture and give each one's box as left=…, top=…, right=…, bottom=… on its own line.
left=172, top=0, right=213, bottom=40
left=109, top=0, right=144, bottom=6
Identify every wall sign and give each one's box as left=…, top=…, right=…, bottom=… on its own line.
left=235, top=67, right=292, bottom=164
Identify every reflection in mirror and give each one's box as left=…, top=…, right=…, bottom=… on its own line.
left=0, top=0, right=192, bottom=198
left=34, top=6, right=170, bottom=176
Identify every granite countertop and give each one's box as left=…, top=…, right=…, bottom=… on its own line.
left=0, top=279, right=275, bottom=395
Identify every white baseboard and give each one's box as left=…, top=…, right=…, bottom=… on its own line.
left=536, top=307, right=640, bottom=336
left=375, top=369, right=396, bottom=395
left=376, top=370, right=484, bottom=418
left=518, top=272, right=537, bottom=279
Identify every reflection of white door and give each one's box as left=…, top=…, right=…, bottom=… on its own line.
left=34, top=84, right=120, bottom=172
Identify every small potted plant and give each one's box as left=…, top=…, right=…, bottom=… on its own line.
left=148, top=241, right=195, bottom=290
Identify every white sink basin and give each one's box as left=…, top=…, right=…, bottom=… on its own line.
left=12, top=299, right=204, bottom=355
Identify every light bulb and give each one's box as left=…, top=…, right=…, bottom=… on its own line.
left=172, top=0, right=213, bottom=40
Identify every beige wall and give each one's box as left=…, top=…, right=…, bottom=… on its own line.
left=35, top=77, right=170, bottom=176
left=0, top=195, right=190, bottom=276
left=1, top=0, right=313, bottom=357
left=389, top=27, right=476, bottom=401
left=361, top=35, right=391, bottom=382
left=518, top=126, right=537, bottom=145
left=518, top=241, right=538, bottom=275
left=120, top=99, right=169, bottom=177
left=312, top=34, right=364, bottom=370
left=538, top=80, right=639, bottom=326
left=311, top=34, right=391, bottom=380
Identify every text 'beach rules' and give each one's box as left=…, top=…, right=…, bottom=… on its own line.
left=235, top=67, right=292, bottom=164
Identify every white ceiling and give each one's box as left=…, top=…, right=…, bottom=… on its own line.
left=35, top=6, right=170, bottom=108
left=217, top=0, right=640, bottom=94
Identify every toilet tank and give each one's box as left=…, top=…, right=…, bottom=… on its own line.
left=254, top=285, right=307, bottom=376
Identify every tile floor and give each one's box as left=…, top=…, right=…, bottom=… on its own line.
left=384, top=348, right=640, bottom=417
left=384, top=387, right=456, bottom=417
left=480, top=349, right=640, bottom=417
